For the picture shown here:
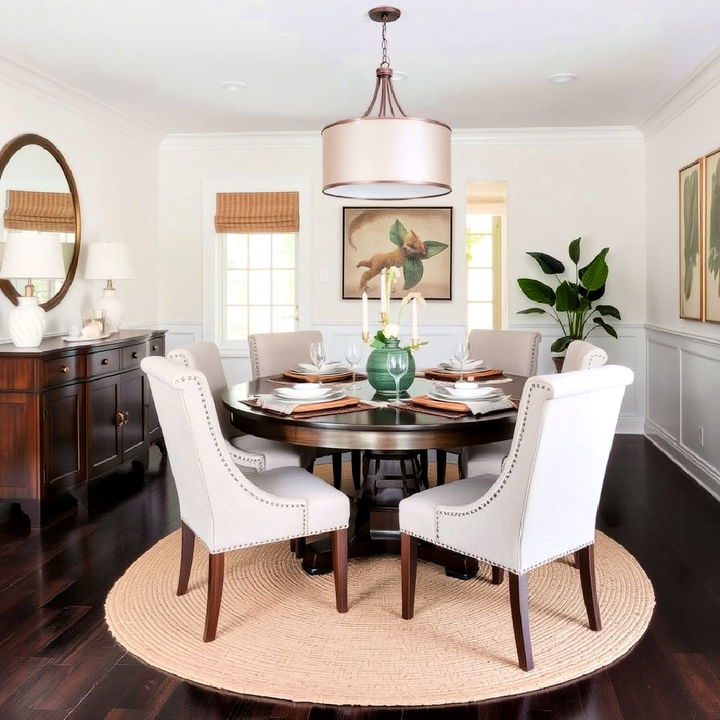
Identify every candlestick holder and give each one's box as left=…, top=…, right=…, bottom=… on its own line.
left=380, top=311, right=389, bottom=325
left=362, top=330, right=370, bottom=343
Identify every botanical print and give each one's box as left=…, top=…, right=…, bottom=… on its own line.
left=343, top=207, right=452, bottom=300
left=705, top=150, right=720, bottom=322
left=679, top=161, right=701, bottom=320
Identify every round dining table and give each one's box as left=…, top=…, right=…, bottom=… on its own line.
left=223, top=374, right=525, bottom=579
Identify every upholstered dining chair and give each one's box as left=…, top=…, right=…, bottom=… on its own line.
left=248, top=330, right=360, bottom=490
left=168, top=342, right=312, bottom=473
left=399, top=365, right=633, bottom=670
left=460, top=339, right=608, bottom=478
left=435, top=328, right=542, bottom=485
left=141, top=356, right=350, bottom=642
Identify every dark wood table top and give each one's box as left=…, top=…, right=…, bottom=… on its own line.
left=223, top=375, right=525, bottom=451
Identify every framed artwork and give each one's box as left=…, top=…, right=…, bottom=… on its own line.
left=342, top=206, right=452, bottom=300
left=679, top=160, right=702, bottom=320
left=704, top=148, right=720, bottom=322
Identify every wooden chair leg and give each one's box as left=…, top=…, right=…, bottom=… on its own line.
left=332, top=453, right=343, bottom=489
left=203, top=552, right=225, bottom=642
left=177, top=522, right=195, bottom=596
left=491, top=565, right=505, bottom=585
left=401, top=532, right=418, bottom=620
left=294, top=536, right=306, bottom=559
left=509, top=572, right=534, bottom=671
left=351, top=450, right=361, bottom=490
left=289, top=539, right=296, bottom=553
left=577, top=544, right=602, bottom=631
left=436, top=450, right=447, bottom=486
left=331, top=528, right=348, bottom=613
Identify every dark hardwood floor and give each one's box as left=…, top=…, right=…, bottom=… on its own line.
left=1, top=436, right=719, bottom=719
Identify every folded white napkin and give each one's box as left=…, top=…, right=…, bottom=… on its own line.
left=438, top=359, right=485, bottom=371
left=433, top=384, right=503, bottom=400
left=459, top=395, right=515, bottom=415
left=296, top=361, right=347, bottom=373
left=254, top=393, right=341, bottom=415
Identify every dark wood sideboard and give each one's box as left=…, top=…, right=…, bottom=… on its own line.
left=0, top=329, right=166, bottom=526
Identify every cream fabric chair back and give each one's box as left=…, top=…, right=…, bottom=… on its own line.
left=467, top=329, right=541, bottom=376
left=248, top=330, right=323, bottom=379
left=563, top=340, right=608, bottom=372
left=168, top=342, right=235, bottom=440
left=141, top=356, right=307, bottom=552
left=437, top=366, right=633, bottom=573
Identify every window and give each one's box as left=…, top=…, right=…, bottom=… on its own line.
left=466, top=181, right=505, bottom=330
left=220, top=232, right=297, bottom=342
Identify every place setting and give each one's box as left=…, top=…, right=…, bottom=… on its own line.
left=421, top=340, right=506, bottom=382
left=275, top=341, right=366, bottom=384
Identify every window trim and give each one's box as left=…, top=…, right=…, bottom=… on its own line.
left=201, top=179, right=312, bottom=355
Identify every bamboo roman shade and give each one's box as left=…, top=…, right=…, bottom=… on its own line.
left=214, top=192, right=299, bottom=233
left=4, top=190, right=75, bottom=233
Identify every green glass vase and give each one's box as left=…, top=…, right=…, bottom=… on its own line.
left=365, top=339, right=415, bottom=395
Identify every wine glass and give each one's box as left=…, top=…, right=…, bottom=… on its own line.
left=345, top=343, right=362, bottom=387
left=386, top=352, right=409, bottom=402
left=309, top=341, right=326, bottom=384
left=454, top=339, right=469, bottom=380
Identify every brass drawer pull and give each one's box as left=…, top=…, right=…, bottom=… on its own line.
left=123, top=410, right=130, bottom=425
left=131, top=351, right=139, bottom=359
left=152, top=344, right=159, bottom=352
left=115, top=411, right=124, bottom=427
left=60, top=365, right=69, bottom=374
left=101, top=358, right=109, bottom=366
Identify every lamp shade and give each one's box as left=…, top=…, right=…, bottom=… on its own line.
left=322, top=117, right=451, bottom=200
left=0, top=231, right=66, bottom=279
left=85, top=242, right=134, bottom=280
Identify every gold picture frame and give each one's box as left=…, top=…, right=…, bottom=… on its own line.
left=679, top=159, right=703, bottom=320
left=703, top=147, right=720, bottom=323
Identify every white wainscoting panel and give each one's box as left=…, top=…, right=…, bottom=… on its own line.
left=645, top=325, right=720, bottom=501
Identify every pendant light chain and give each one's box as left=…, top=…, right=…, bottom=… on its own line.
left=380, top=14, right=390, bottom=67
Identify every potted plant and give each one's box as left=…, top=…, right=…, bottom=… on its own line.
left=516, top=237, right=620, bottom=370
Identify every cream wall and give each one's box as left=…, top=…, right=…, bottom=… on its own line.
left=645, top=78, right=720, bottom=498
left=0, top=66, right=161, bottom=341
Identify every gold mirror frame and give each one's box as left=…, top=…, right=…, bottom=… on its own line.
left=0, top=134, right=81, bottom=311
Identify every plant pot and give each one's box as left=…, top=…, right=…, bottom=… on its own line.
left=366, top=340, right=416, bottom=395
left=552, top=355, right=565, bottom=373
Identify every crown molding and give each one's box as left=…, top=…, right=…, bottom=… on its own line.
left=640, top=47, right=720, bottom=140
left=451, top=126, right=644, bottom=145
left=0, top=54, right=164, bottom=143
left=163, top=125, right=644, bottom=151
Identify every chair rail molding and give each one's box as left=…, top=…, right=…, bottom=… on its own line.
left=645, top=324, right=720, bottom=500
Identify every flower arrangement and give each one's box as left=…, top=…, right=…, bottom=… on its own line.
left=363, top=266, right=427, bottom=351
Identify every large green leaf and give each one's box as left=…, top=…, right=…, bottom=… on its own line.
left=579, top=248, right=609, bottom=291
left=555, top=281, right=580, bottom=312
left=517, top=307, right=547, bottom=314
left=517, top=278, right=556, bottom=305
left=421, top=240, right=448, bottom=258
left=527, top=252, right=565, bottom=275
left=551, top=335, right=576, bottom=353
left=593, top=316, right=618, bottom=338
left=402, top=257, right=424, bottom=289
left=568, top=237, right=581, bottom=265
left=595, top=304, right=621, bottom=320
left=707, top=165, right=720, bottom=292
left=683, top=169, right=699, bottom=299
left=389, top=219, right=407, bottom=247
left=577, top=295, right=591, bottom=312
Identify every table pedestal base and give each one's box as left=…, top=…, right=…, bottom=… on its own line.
left=301, top=452, right=478, bottom=580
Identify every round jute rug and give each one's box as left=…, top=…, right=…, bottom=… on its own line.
left=105, top=473, right=654, bottom=707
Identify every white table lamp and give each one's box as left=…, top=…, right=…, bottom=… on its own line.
left=0, top=231, right=66, bottom=347
left=85, top=242, right=134, bottom=333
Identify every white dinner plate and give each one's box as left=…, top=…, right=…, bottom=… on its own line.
left=429, top=386, right=504, bottom=402
left=275, top=386, right=337, bottom=400
left=437, top=360, right=486, bottom=372
left=275, top=389, right=347, bottom=404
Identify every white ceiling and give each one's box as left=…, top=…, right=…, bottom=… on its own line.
left=1, top=0, right=719, bottom=133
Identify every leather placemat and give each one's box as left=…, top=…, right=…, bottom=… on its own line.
left=281, top=369, right=353, bottom=383
left=242, top=397, right=375, bottom=419
left=421, top=367, right=504, bottom=382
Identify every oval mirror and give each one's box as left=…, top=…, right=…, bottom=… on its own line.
left=0, top=134, right=81, bottom=311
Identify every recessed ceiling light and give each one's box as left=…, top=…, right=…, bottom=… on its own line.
left=548, top=73, right=577, bottom=84
left=220, top=80, right=247, bottom=91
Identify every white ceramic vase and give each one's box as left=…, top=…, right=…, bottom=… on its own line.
left=9, top=296, right=45, bottom=347
left=95, top=287, right=123, bottom=334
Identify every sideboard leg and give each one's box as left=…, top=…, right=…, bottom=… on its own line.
left=19, top=500, right=41, bottom=528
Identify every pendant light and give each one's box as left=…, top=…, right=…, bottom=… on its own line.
left=322, top=6, right=451, bottom=200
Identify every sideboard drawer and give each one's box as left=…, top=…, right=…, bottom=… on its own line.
left=88, top=349, right=121, bottom=376
left=122, top=343, right=147, bottom=370
left=148, top=338, right=164, bottom=356
left=43, top=355, right=80, bottom=388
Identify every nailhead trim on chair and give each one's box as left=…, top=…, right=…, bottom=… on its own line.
left=247, top=336, right=261, bottom=380
left=176, top=373, right=309, bottom=536
left=585, top=351, right=606, bottom=369
left=168, top=348, right=265, bottom=471
left=529, top=333, right=541, bottom=375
